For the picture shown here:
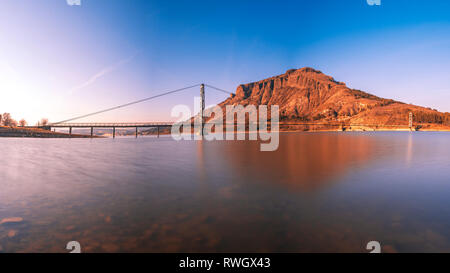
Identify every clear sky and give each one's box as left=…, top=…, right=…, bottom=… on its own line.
left=0, top=0, right=449, bottom=124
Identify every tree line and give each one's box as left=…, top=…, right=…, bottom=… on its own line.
left=0, top=113, right=49, bottom=127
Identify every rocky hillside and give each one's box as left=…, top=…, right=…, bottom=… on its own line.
left=217, top=67, right=450, bottom=130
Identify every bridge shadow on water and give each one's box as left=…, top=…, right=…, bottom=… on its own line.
left=2, top=132, right=450, bottom=253
left=197, top=133, right=377, bottom=191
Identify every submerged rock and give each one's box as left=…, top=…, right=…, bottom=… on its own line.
left=0, top=217, right=23, bottom=225
left=217, top=67, right=450, bottom=130
left=8, top=230, right=18, bottom=238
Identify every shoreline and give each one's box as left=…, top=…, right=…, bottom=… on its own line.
left=2, top=125, right=450, bottom=139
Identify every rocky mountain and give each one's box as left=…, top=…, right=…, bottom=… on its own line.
left=217, top=67, right=450, bottom=130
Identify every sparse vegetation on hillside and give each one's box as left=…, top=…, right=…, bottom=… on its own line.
left=0, top=113, right=18, bottom=127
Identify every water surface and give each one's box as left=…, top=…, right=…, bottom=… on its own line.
left=1, top=132, right=450, bottom=253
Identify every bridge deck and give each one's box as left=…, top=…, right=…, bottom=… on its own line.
left=47, top=122, right=174, bottom=128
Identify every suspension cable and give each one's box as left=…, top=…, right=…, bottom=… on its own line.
left=51, top=84, right=201, bottom=125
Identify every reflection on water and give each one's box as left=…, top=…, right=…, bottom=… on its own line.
left=1, top=132, right=450, bottom=253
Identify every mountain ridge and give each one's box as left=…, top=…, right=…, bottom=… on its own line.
left=217, top=67, right=450, bottom=130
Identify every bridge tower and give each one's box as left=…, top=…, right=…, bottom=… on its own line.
left=200, top=83, right=205, bottom=137
left=409, top=112, right=413, bottom=131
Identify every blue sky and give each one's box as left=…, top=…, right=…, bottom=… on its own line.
left=0, top=0, right=449, bottom=123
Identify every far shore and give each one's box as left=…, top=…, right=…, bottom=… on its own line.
left=2, top=123, right=450, bottom=139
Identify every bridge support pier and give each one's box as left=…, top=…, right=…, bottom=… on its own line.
left=50, top=123, right=173, bottom=138
left=409, top=112, right=413, bottom=131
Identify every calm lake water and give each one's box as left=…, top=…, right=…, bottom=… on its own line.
left=1, top=132, right=450, bottom=253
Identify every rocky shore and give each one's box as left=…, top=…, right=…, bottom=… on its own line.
left=0, top=126, right=97, bottom=138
